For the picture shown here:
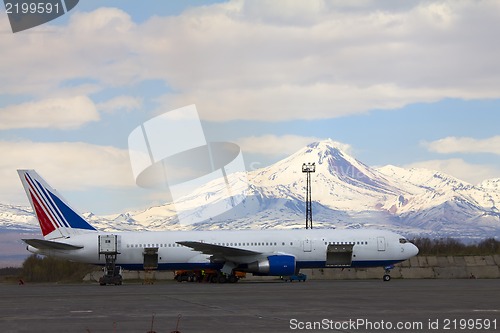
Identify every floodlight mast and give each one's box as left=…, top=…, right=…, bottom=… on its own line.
left=302, top=162, right=315, bottom=229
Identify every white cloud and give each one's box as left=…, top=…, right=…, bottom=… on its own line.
left=418, top=136, right=500, bottom=183
left=157, top=84, right=459, bottom=121
left=0, top=140, right=134, bottom=204
left=237, top=135, right=351, bottom=157
left=142, top=0, right=500, bottom=121
left=0, top=8, right=138, bottom=96
left=405, top=158, right=499, bottom=184
left=97, top=95, right=143, bottom=113
left=2, top=1, right=500, bottom=121
left=238, top=134, right=322, bottom=156
left=424, top=136, right=500, bottom=155
left=0, top=96, right=99, bottom=130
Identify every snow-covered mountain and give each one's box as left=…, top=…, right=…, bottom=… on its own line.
left=0, top=203, right=38, bottom=231
left=2, top=139, right=500, bottom=239
left=376, top=165, right=500, bottom=238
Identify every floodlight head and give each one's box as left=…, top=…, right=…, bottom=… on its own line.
left=302, top=162, right=316, bottom=173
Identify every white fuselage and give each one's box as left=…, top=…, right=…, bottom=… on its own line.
left=29, top=228, right=419, bottom=271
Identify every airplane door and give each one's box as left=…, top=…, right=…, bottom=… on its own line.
left=326, top=244, right=353, bottom=267
left=143, top=247, right=159, bottom=270
left=303, top=238, right=312, bottom=252
left=377, top=237, right=386, bottom=251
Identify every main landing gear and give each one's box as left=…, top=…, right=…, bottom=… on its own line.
left=383, top=265, right=395, bottom=282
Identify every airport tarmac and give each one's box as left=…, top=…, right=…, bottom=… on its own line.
left=0, top=279, right=499, bottom=333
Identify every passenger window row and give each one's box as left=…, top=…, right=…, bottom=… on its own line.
left=125, top=240, right=370, bottom=248
left=324, top=241, right=369, bottom=245
left=125, top=241, right=296, bottom=248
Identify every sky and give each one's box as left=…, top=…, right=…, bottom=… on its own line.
left=1, top=0, right=500, bottom=215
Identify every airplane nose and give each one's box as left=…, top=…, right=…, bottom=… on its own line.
left=408, top=243, right=419, bottom=257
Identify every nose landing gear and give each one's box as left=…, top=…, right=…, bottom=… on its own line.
left=383, top=265, right=395, bottom=281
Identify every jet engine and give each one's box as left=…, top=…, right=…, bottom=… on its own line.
left=26, top=245, right=41, bottom=254
left=246, top=255, right=296, bottom=276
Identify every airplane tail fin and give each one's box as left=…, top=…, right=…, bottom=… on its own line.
left=17, top=170, right=97, bottom=240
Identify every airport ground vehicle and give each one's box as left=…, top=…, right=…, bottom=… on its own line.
left=99, top=265, right=123, bottom=285
left=174, top=269, right=246, bottom=283
left=282, top=273, right=307, bottom=282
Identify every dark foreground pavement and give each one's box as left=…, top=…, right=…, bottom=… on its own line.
left=0, top=279, right=499, bottom=333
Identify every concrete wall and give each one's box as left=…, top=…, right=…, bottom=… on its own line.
left=301, top=255, right=500, bottom=280
left=84, top=255, right=500, bottom=282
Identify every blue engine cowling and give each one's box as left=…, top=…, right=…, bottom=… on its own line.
left=268, top=255, right=296, bottom=276
left=247, top=255, right=296, bottom=276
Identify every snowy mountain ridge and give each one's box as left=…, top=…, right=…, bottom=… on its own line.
left=2, top=139, right=500, bottom=239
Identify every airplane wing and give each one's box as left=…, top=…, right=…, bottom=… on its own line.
left=177, top=241, right=261, bottom=257
left=23, top=239, right=83, bottom=250
left=177, top=241, right=296, bottom=276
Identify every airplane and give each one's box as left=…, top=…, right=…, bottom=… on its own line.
left=18, top=169, right=419, bottom=284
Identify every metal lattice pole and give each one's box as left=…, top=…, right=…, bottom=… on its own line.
left=302, top=163, right=315, bottom=229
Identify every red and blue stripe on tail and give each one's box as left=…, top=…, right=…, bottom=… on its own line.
left=17, top=170, right=97, bottom=240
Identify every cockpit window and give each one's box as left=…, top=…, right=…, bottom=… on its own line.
left=399, top=238, right=408, bottom=244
